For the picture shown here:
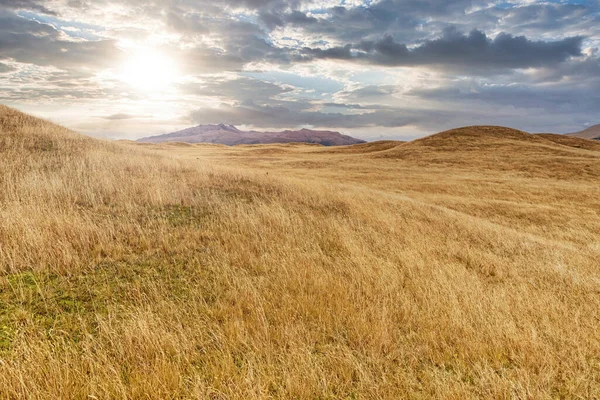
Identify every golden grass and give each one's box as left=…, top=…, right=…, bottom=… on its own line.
left=1, top=105, right=600, bottom=399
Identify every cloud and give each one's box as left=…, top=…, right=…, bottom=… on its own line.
left=335, top=85, right=398, bottom=103
left=302, top=28, right=584, bottom=71
left=408, top=74, right=600, bottom=115
left=496, top=3, right=596, bottom=32
left=183, top=77, right=294, bottom=101
left=188, top=99, right=455, bottom=130
left=100, top=113, right=152, bottom=120
left=259, top=10, right=318, bottom=29
left=0, top=11, right=120, bottom=72
left=0, top=62, right=15, bottom=73
left=0, top=0, right=58, bottom=15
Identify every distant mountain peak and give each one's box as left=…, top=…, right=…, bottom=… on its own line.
left=137, top=124, right=365, bottom=146
left=192, top=123, right=240, bottom=132
left=216, top=123, right=239, bottom=132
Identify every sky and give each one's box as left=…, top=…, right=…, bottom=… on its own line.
left=0, top=0, right=599, bottom=141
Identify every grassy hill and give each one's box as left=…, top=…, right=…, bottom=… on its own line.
left=374, top=126, right=600, bottom=179
left=1, top=106, right=600, bottom=398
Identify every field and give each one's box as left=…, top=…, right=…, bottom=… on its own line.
left=1, top=105, right=600, bottom=399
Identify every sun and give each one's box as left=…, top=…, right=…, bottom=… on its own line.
left=120, top=48, right=178, bottom=92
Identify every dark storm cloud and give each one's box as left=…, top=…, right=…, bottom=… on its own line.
left=302, top=28, right=584, bottom=70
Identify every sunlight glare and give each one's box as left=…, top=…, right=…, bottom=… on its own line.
left=121, top=48, right=178, bottom=92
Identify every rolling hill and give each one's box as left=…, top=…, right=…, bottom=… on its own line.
left=137, top=123, right=366, bottom=146
left=370, top=125, right=600, bottom=179
left=567, top=124, right=600, bottom=140
left=2, top=106, right=600, bottom=399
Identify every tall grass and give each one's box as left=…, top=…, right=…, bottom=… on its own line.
left=1, top=105, right=600, bottom=398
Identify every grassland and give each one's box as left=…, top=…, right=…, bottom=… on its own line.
left=1, top=105, right=600, bottom=399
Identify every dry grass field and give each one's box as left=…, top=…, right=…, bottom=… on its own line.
left=1, top=105, right=600, bottom=399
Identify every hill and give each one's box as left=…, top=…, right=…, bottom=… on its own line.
left=2, top=107, right=600, bottom=398
left=404, top=125, right=548, bottom=147
left=373, top=125, right=600, bottom=179
left=137, top=123, right=366, bottom=146
left=567, top=124, right=600, bottom=140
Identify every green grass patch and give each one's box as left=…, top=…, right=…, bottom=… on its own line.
left=161, top=204, right=211, bottom=227
left=0, top=253, right=220, bottom=352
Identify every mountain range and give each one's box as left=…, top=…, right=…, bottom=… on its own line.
left=137, top=124, right=366, bottom=146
